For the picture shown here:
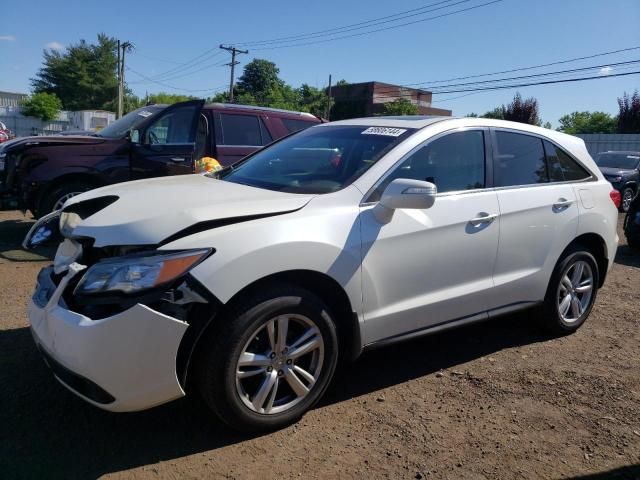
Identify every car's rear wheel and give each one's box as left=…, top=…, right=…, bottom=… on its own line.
left=542, top=246, right=599, bottom=334
left=621, top=187, right=635, bottom=213
left=196, top=285, right=338, bottom=432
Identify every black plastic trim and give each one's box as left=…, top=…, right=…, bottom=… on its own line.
left=159, top=210, right=300, bottom=246
left=62, top=195, right=119, bottom=219
left=364, top=301, right=541, bottom=351
left=35, top=340, right=115, bottom=404
left=175, top=275, right=222, bottom=387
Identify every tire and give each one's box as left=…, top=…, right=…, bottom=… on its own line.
left=196, top=285, right=339, bottom=432
left=541, top=246, right=599, bottom=334
left=627, top=235, right=640, bottom=250
left=38, top=181, right=94, bottom=217
left=620, top=187, right=635, bottom=213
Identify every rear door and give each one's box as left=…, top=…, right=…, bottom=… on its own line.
left=130, top=100, right=204, bottom=179
left=489, top=129, right=580, bottom=309
left=213, top=111, right=272, bottom=166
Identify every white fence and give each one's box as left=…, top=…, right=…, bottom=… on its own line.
left=0, top=115, right=68, bottom=136
left=575, top=134, right=640, bottom=156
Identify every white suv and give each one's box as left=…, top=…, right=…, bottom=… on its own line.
left=25, top=116, right=619, bottom=431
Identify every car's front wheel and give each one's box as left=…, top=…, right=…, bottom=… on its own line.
left=196, top=285, right=339, bottom=432
left=542, top=246, right=599, bottom=334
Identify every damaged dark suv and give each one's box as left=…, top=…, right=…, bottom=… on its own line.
left=0, top=100, right=321, bottom=217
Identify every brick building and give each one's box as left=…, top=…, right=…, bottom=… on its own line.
left=329, top=81, right=452, bottom=120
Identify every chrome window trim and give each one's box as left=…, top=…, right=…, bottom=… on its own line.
left=360, top=126, right=490, bottom=206
left=219, top=144, right=262, bottom=148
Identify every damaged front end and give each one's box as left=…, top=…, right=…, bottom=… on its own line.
left=25, top=196, right=220, bottom=410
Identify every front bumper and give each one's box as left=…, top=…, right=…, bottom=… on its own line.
left=28, top=265, right=189, bottom=412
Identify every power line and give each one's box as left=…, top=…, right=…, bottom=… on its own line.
left=429, top=70, right=640, bottom=95
left=235, top=0, right=471, bottom=47
left=126, top=67, right=226, bottom=94
left=136, top=57, right=229, bottom=84
left=128, top=0, right=502, bottom=85
left=369, top=59, right=640, bottom=100
left=251, top=0, right=505, bottom=50
left=393, top=45, right=640, bottom=88
left=132, top=48, right=224, bottom=83
left=133, top=52, right=185, bottom=65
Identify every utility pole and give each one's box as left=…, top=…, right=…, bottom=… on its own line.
left=116, top=40, right=121, bottom=118
left=117, top=41, right=133, bottom=118
left=325, top=74, right=332, bottom=120
left=219, top=44, right=248, bottom=103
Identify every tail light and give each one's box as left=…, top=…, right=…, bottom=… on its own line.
left=610, top=189, right=621, bottom=209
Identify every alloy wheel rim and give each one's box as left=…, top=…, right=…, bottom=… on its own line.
left=556, top=260, right=594, bottom=323
left=235, top=314, right=324, bottom=415
left=53, top=192, right=82, bottom=211
left=623, top=190, right=633, bottom=211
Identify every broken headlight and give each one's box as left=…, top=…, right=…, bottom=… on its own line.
left=74, top=249, right=211, bottom=295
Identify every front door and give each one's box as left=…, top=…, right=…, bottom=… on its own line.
left=130, top=100, right=204, bottom=179
left=359, top=129, right=500, bottom=345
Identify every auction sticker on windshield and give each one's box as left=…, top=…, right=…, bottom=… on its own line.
left=361, top=127, right=407, bottom=137
left=138, top=110, right=154, bottom=118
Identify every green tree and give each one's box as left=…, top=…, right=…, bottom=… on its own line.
left=502, top=93, right=540, bottom=125
left=381, top=98, right=419, bottom=116
left=294, top=84, right=327, bottom=117
left=236, top=59, right=284, bottom=101
left=31, top=33, right=118, bottom=111
left=481, top=107, right=505, bottom=119
left=145, top=92, right=199, bottom=105
left=21, top=92, right=62, bottom=121
left=617, top=90, right=640, bottom=133
left=557, top=111, right=617, bottom=134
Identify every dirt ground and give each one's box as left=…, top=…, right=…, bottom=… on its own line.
left=0, top=209, right=638, bottom=480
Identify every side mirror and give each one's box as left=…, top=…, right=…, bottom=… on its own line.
left=130, top=129, right=140, bottom=144
left=374, top=178, right=437, bottom=223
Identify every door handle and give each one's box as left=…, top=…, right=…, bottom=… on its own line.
left=170, top=157, right=186, bottom=162
left=469, top=213, right=498, bottom=225
left=553, top=198, right=574, bottom=209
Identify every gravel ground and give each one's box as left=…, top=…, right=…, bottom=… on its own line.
left=0, top=209, right=638, bottom=480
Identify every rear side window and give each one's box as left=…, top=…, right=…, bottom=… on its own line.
left=543, top=141, right=590, bottom=181
left=494, top=131, right=548, bottom=187
left=282, top=118, right=316, bottom=134
left=218, top=113, right=262, bottom=146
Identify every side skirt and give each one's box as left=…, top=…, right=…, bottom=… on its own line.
left=362, top=301, right=541, bottom=352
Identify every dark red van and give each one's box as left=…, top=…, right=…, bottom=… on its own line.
left=0, top=101, right=322, bottom=216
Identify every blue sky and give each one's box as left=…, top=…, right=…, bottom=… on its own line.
left=1, top=0, right=639, bottom=126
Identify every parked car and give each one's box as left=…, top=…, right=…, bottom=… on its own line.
left=595, top=151, right=640, bottom=212
left=24, top=116, right=618, bottom=432
left=623, top=189, right=640, bottom=249
left=0, top=121, right=13, bottom=144
left=0, top=101, right=321, bottom=216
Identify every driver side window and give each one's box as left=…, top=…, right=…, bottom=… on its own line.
left=145, top=105, right=199, bottom=145
left=367, top=130, right=486, bottom=202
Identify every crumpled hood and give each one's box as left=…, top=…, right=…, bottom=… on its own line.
left=599, top=166, right=635, bottom=177
left=3, top=135, right=107, bottom=150
left=65, top=175, right=314, bottom=246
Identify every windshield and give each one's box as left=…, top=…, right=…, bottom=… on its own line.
left=95, top=105, right=166, bottom=138
left=596, top=153, right=640, bottom=170
left=220, top=125, right=414, bottom=194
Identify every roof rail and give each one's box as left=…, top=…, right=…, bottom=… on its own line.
left=205, top=102, right=317, bottom=118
